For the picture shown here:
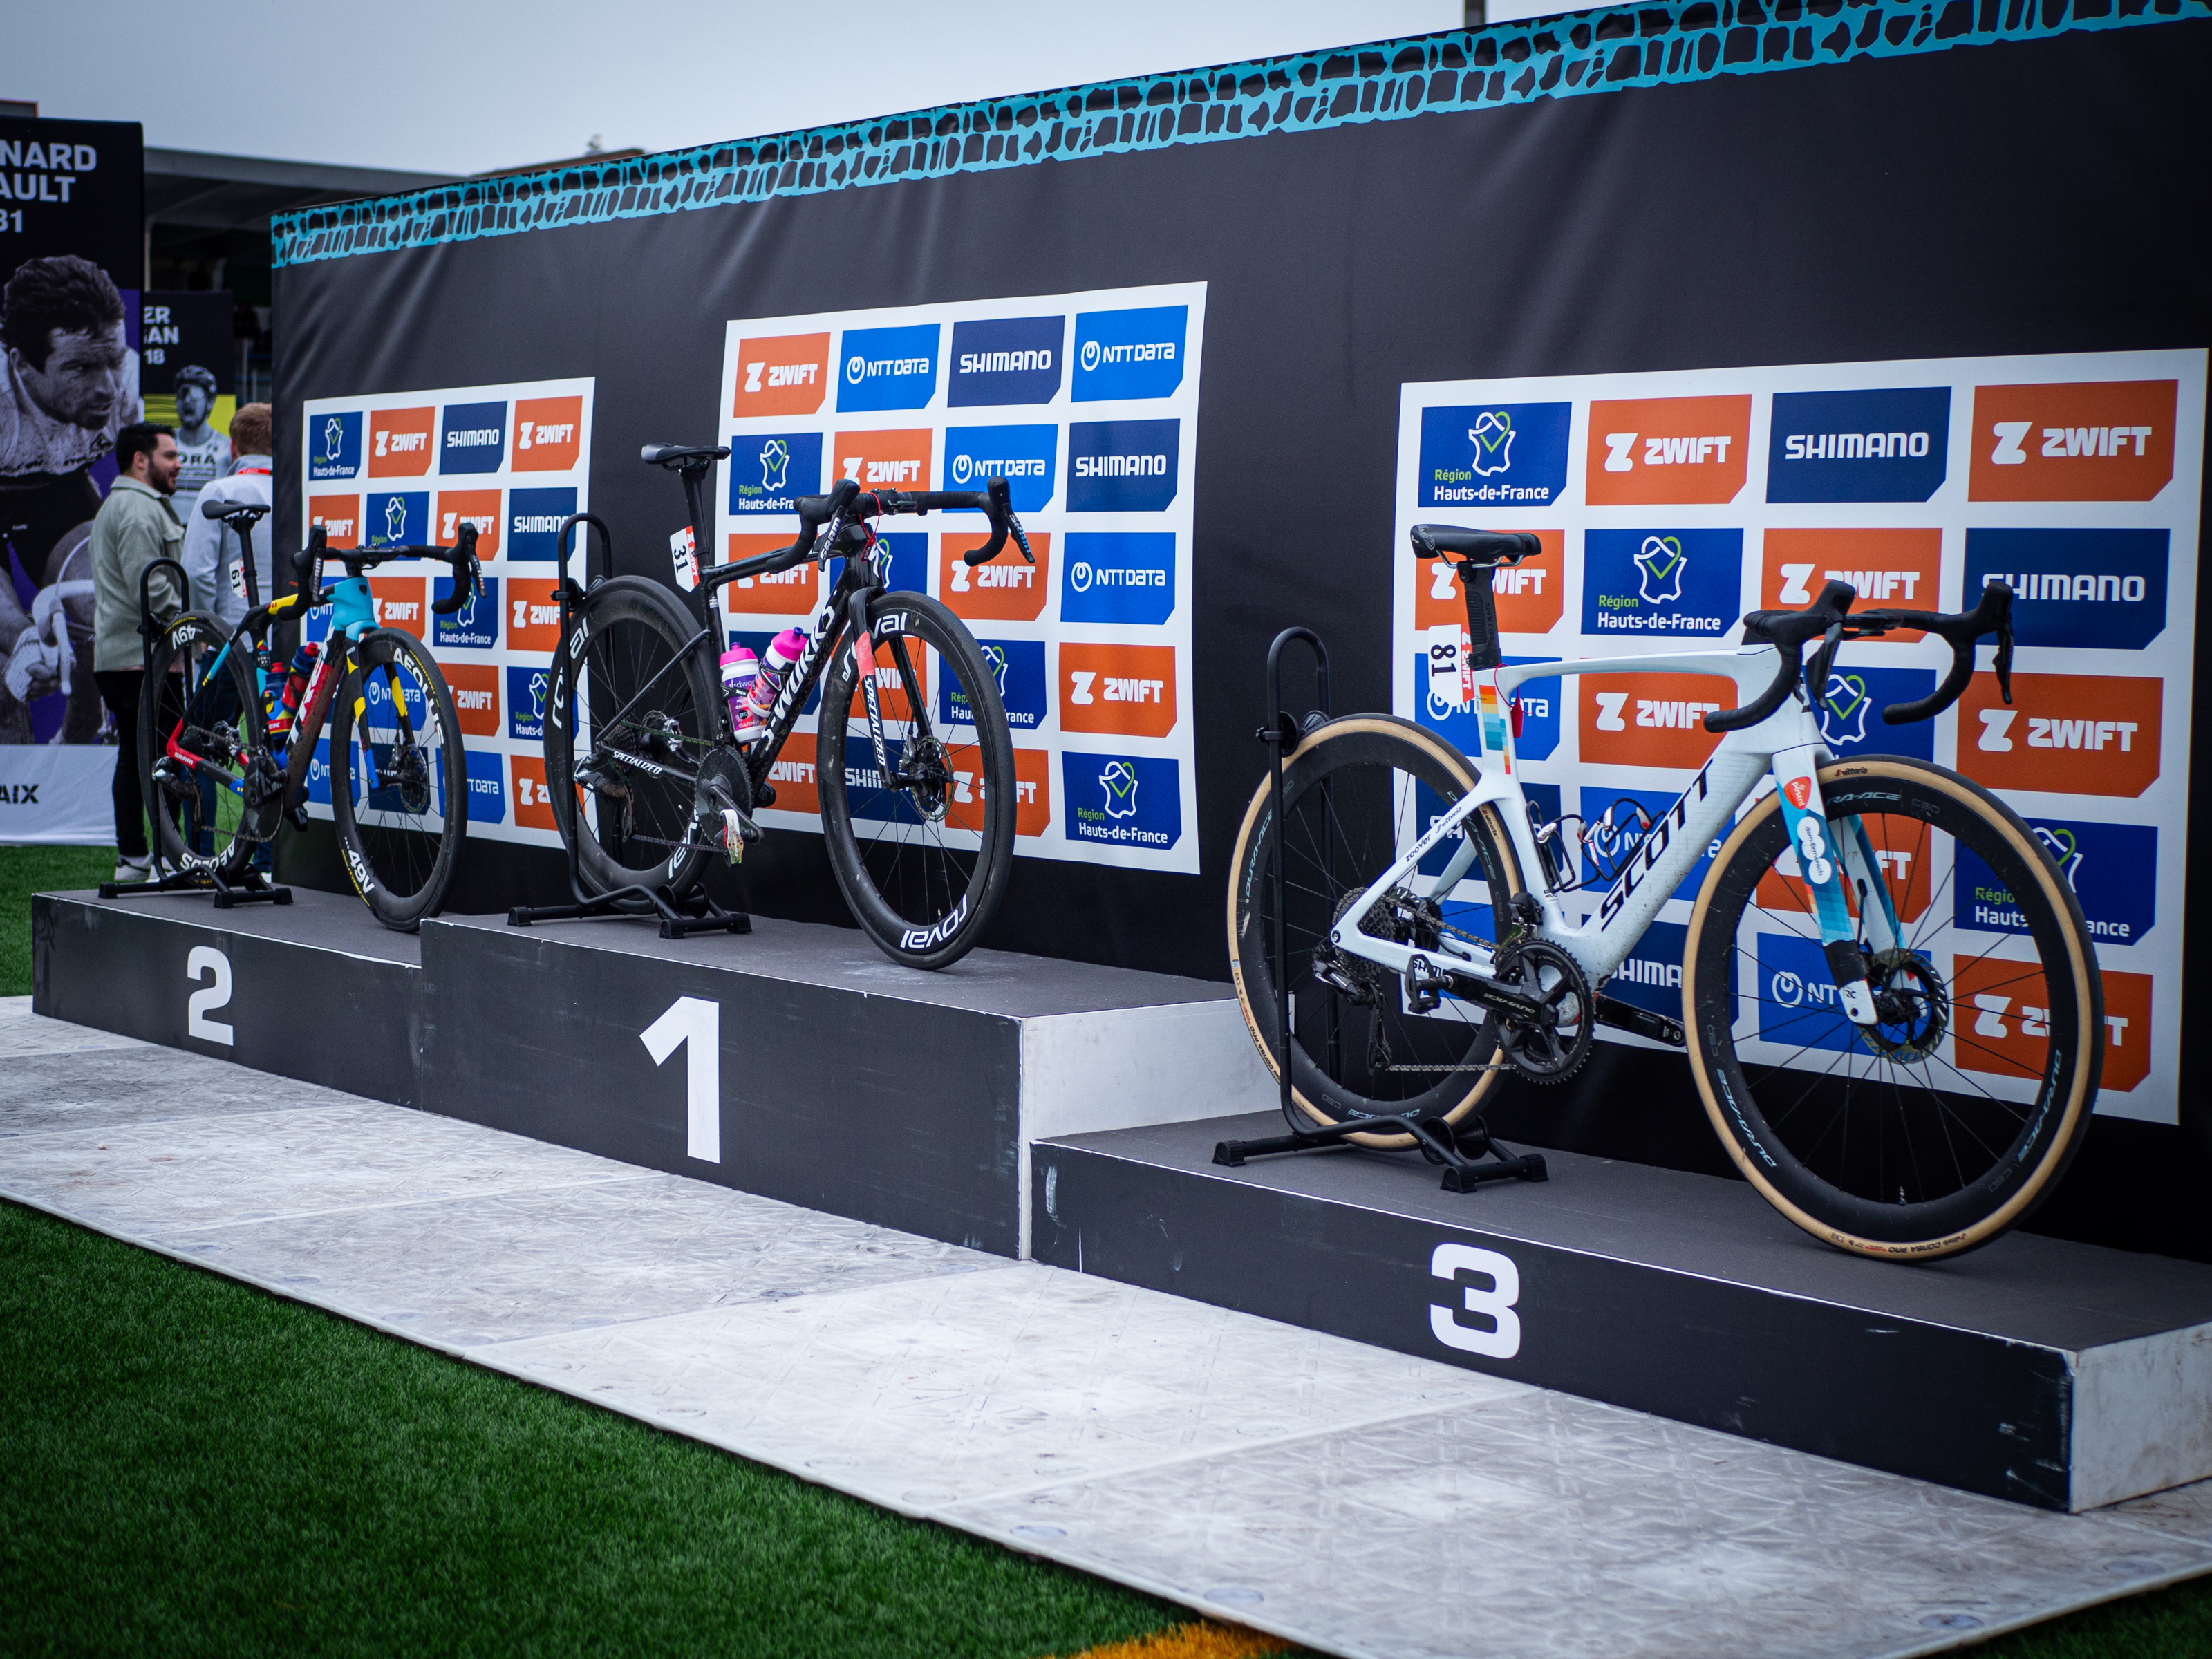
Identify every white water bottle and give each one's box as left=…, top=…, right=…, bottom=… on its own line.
left=743, top=627, right=806, bottom=732
left=720, top=645, right=762, bottom=740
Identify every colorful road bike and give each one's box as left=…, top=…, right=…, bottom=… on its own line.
left=1228, top=527, right=2101, bottom=1262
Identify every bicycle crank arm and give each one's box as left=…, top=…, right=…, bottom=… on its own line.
left=1593, top=994, right=1684, bottom=1047
left=1409, top=955, right=1551, bottom=1025
left=587, top=749, right=699, bottom=789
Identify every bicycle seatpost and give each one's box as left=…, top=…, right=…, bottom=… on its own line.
left=677, top=459, right=715, bottom=629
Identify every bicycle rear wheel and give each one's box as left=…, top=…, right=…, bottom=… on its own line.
left=1224, top=715, right=1524, bottom=1144
left=816, top=590, right=1015, bottom=968
left=1683, top=756, right=2102, bottom=1260
left=139, top=612, right=263, bottom=881
left=543, top=576, right=721, bottom=896
left=327, top=628, right=467, bottom=929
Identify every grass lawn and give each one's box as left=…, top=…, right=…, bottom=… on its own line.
left=1, top=845, right=2206, bottom=1656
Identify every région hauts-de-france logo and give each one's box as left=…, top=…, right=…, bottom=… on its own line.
left=1470, top=411, right=1514, bottom=476
left=1817, top=673, right=1872, bottom=746
left=760, top=440, right=789, bottom=491
left=1633, top=536, right=1687, bottom=604
left=1100, top=761, right=1140, bottom=820
left=2035, top=824, right=2082, bottom=888
left=384, top=496, right=407, bottom=545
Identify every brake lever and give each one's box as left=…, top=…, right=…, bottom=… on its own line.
left=1007, top=512, right=1034, bottom=565
left=1994, top=613, right=2014, bottom=705
left=1805, top=621, right=1844, bottom=715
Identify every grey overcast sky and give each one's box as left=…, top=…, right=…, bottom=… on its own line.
left=12, top=1, right=1492, bottom=178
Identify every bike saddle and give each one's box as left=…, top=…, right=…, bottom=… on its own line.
left=203, top=499, right=270, bottom=523
left=1409, top=525, right=1540, bottom=566
left=640, top=442, right=731, bottom=467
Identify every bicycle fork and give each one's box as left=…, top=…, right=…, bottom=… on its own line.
left=1770, top=744, right=1897, bottom=1027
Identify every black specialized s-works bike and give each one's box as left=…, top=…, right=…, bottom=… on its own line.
left=538, top=444, right=1029, bottom=968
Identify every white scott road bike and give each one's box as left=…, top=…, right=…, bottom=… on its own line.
left=1228, top=527, right=2103, bottom=1262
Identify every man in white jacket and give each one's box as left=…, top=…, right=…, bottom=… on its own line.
left=182, top=402, right=272, bottom=626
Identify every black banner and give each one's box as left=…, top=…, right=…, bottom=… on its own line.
left=270, top=19, right=2212, bottom=1249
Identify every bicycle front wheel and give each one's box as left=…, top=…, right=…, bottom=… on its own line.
left=543, top=576, right=722, bottom=897
left=1683, top=756, right=2102, bottom=1260
left=140, top=612, right=263, bottom=881
left=327, top=628, right=467, bottom=930
left=816, top=590, right=1015, bottom=968
left=1225, top=715, right=1524, bottom=1145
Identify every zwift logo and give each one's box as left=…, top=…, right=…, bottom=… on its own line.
left=311, top=411, right=362, bottom=480
left=1416, top=402, right=1569, bottom=508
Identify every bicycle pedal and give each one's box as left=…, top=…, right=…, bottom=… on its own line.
left=1405, top=953, right=1446, bottom=1015
left=720, top=808, right=745, bottom=865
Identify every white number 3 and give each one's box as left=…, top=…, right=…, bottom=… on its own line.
left=1429, top=1241, right=1521, bottom=1359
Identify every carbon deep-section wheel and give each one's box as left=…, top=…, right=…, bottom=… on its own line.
left=140, top=611, right=263, bottom=881
left=1683, top=756, right=2102, bottom=1260
left=543, top=575, right=722, bottom=899
left=816, top=590, right=1015, bottom=968
left=1225, top=715, right=1526, bottom=1147
left=328, top=626, right=467, bottom=929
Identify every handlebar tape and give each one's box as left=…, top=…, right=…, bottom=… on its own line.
left=1706, top=580, right=1857, bottom=733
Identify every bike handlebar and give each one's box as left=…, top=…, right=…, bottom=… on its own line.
left=704, top=471, right=1033, bottom=593
left=1705, top=579, right=2015, bottom=735
left=290, top=522, right=484, bottom=613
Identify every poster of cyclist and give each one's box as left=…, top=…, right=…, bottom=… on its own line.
left=1394, top=348, right=2206, bottom=1125
left=713, top=282, right=1206, bottom=874
left=297, top=375, right=594, bottom=847
left=0, top=115, right=144, bottom=843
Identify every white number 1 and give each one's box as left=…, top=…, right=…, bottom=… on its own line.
left=641, top=995, right=720, bottom=1163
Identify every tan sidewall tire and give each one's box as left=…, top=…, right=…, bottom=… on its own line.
left=1682, top=756, right=2101, bottom=1261
left=1225, top=715, right=1521, bottom=1149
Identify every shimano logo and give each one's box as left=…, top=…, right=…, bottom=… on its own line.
left=512, top=514, right=565, bottom=534
left=1781, top=430, right=1931, bottom=460
left=1983, top=572, right=2148, bottom=603
left=1074, top=452, right=1168, bottom=478
left=446, top=428, right=500, bottom=449
left=1613, top=957, right=1681, bottom=988
left=959, top=349, right=1052, bottom=375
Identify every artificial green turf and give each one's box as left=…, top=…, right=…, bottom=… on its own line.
left=0, top=1199, right=1201, bottom=1659
left=0, top=843, right=113, bottom=998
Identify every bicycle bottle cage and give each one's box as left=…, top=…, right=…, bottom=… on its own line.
left=1409, top=525, right=1540, bottom=673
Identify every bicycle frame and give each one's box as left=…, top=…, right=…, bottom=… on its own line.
left=1331, top=642, right=1906, bottom=1015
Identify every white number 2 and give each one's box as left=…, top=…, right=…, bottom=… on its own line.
left=185, top=946, right=234, bottom=1046
left=1429, top=1241, right=1521, bottom=1359
left=641, top=995, right=720, bottom=1163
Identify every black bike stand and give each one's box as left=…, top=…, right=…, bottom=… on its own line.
left=1215, top=626, right=1546, bottom=1196
left=508, top=880, right=750, bottom=941
left=97, top=861, right=292, bottom=908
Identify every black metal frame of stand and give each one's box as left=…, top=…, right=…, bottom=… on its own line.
left=98, top=552, right=292, bottom=911
left=1212, top=627, right=1546, bottom=1193
left=505, top=512, right=749, bottom=941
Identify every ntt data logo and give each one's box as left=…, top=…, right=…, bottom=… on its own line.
left=1416, top=402, right=1570, bottom=507
left=944, top=423, right=1057, bottom=512
left=310, top=412, right=362, bottom=480
left=837, top=323, right=939, bottom=412
left=948, top=316, right=1064, bottom=406
left=1067, top=420, right=1178, bottom=512
left=1063, top=751, right=1181, bottom=850
left=1061, top=532, right=1174, bottom=626
left=1072, top=305, right=1187, bottom=402
left=1765, top=387, right=1949, bottom=503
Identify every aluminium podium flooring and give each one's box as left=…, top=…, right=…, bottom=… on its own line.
left=3, top=995, right=2209, bottom=1659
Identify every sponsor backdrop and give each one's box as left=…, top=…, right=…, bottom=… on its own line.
left=270, top=12, right=2212, bottom=1248
left=0, top=117, right=144, bottom=843
left=715, top=285, right=1203, bottom=872
left=1396, top=351, right=2206, bottom=1125
left=298, top=378, right=592, bottom=845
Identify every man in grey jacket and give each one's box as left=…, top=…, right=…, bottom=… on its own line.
left=90, top=422, right=183, bottom=883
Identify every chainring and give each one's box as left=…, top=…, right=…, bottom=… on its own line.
left=1492, top=938, right=1594, bottom=1085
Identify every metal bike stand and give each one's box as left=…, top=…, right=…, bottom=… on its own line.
left=98, top=552, right=291, bottom=910
left=505, top=512, right=749, bottom=941
left=1211, top=627, right=1545, bottom=1194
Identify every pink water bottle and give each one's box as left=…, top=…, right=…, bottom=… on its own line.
left=744, top=627, right=807, bottom=732
left=720, top=644, right=762, bottom=740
